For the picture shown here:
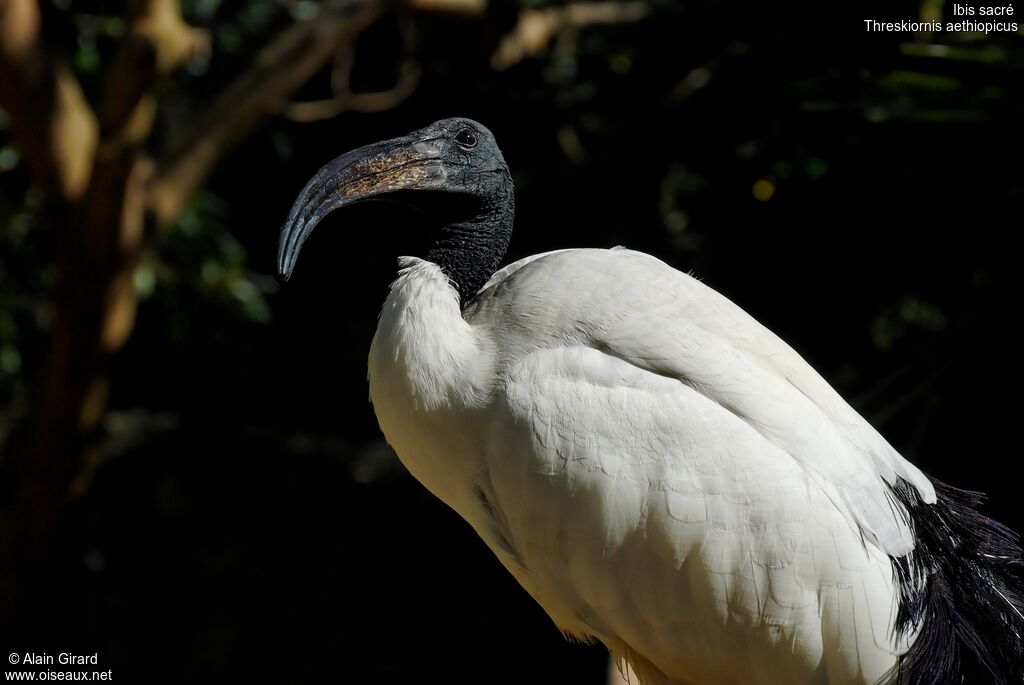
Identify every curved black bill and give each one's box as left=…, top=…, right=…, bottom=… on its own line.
left=276, top=135, right=446, bottom=282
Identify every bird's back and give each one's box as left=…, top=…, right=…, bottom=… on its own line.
left=457, top=248, right=918, bottom=684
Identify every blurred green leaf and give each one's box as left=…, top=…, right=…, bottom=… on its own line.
left=878, top=70, right=961, bottom=92
left=900, top=43, right=1006, bottom=64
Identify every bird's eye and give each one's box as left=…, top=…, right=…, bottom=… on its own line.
left=454, top=128, right=478, bottom=149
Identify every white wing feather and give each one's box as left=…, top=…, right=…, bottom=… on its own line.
left=475, top=247, right=934, bottom=556
left=488, top=343, right=904, bottom=683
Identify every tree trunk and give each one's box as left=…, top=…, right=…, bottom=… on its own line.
left=0, top=0, right=387, bottom=639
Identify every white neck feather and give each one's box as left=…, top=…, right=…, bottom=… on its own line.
left=367, top=257, right=494, bottom=504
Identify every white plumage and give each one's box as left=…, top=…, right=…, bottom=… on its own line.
left=368, top=248, right=921, bottom=684
left=278, top=118, right=1023, bottom=685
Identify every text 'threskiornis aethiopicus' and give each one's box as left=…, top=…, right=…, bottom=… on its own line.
left=277, top=118, right=1024, bottom=685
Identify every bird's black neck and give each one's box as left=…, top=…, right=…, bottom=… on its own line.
left=427, top=188, right=514, bottom=306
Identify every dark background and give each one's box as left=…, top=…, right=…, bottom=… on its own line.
left=2, top=0, right=1022, bottom=682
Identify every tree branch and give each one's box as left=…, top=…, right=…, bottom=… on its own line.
left=286, top=15, right=420, bottom=123
left=97, top=0, right=208, bottom=145
left=402, top=0, right=484, bottom=16
left=285, top=58, right=421, bottom=122
left=0, top=0, right=97, bottom=205
left=79, top=0, right=206, bottom=260
left=490, top=1, right=648, bottom=71
left=146, top=0, right=387, bottom=226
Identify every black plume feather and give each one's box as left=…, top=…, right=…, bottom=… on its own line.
left=889, top=477, right=1024, bottom=684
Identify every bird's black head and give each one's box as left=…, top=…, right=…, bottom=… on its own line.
left=277, top=117, right=514, bottom=304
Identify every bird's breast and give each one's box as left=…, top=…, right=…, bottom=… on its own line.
left=368, top=257, right=499, bottom=529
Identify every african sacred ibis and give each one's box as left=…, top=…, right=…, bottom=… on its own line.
left=277, top=118, right=1024, bottom=684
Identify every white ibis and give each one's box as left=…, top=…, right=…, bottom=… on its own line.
left=277, top=118, right=1024, bottom=684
